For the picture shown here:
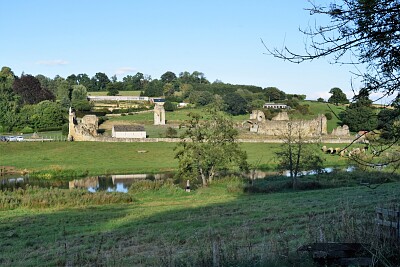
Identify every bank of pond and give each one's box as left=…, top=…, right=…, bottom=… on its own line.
left=1, top=167, right=397, bottom=195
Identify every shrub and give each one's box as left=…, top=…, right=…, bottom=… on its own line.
left=165, top=127, right=178, bottom=138
left=324, top=112, right=333, bottom=120
left=21, top=126, right=34, bottom=134
left=164, top=101, right=177, bottom=111
left=61, top=123, right=69, bottom=136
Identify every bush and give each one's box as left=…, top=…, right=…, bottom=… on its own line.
left=325, top=112, right=333, bottom=120
left=164, top=101, right=177, bottom=111
left=61, top=123, right=69, bottom=136
left=20, top=126, right=34, bottom=134
left=165, top=127, right=178, bottom=138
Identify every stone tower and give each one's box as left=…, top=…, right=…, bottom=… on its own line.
left=153, top=99, right=166, bottom=125
left=68, top=107, right=76, bottom=141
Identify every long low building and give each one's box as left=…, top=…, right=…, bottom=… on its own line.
left=112, top=125, right=147, bottom=138
left=87, top=96, right=150, bottom=101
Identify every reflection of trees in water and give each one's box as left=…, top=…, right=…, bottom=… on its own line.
left=2, top=172, right=179, bottom=192
left=1, top=177, right=69, bottom=191
left=98, top=176, right=115, bottom=191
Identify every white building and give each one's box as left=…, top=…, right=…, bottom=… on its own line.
left=263, top=103, right=289, bottom=109
left=87, top=96, right=149, bottom=101
left=112, top=125, right=146, bottom=138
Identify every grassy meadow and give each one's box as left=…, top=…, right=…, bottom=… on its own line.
left=0, top=141, right=351, bottom=175
left=1, top=177, right=399, bottom=266
left=105, top=101, right=345, bottom=134
left=2, top=101, right=397, bottom=265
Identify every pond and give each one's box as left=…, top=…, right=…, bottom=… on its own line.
left=1, top=167, right=354, bottom=193
left=0, top=173, right=175, bottom=193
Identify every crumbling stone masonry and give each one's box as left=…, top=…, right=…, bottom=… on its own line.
left=247, top=110, right=327, bottom=137
left=68, top=107, right=99, bottom=141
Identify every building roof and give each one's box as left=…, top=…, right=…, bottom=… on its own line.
left=113, top=125, right=145, bottom=132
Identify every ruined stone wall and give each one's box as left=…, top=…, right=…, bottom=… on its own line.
left=331, top=125, right=350, bottom=136
left=256, top=115, right=327, bottom=137
left=248, top=110, right=327, bottom=137
left=68, top=108, right=99, bottom=141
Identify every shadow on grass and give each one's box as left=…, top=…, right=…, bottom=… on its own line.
left=1, top=177, right=400, bottom=266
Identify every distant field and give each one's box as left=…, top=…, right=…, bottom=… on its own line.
left=87, top=91, right=141, bottom=96
left=0, top=142, right=351, bottom=175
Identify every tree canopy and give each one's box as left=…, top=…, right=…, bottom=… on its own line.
left=328, top=87, right=349, bottom=105
left=175, top=105, right=248, bottom=186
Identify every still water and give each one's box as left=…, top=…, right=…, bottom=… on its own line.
left=1, top=167, right=354, bottom=193
left=1, top=173, right=175, bottom=193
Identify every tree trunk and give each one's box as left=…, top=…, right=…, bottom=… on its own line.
left=208, top=165, right=215, bottom=184
left=199, top=167, right=208, bottom=186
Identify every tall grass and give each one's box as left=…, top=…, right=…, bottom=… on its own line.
left=0, top=186, right=134, bottom=210
left=1, top=178, right=399, bottom=266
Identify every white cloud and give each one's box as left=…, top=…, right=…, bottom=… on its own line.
left=36, top=59, right=69, bottom=66
left=115, top=67, right=137, bottom=75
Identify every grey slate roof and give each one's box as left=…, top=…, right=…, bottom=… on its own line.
left=113, top=125, right=145, bottom=132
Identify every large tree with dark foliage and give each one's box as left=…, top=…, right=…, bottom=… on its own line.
left=13, top=74, right=54, bottom=104
left=224, top=92, right=248, bottom=115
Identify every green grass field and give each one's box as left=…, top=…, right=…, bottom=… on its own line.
left=1, top=177, right=399, bottom=266
left=0, top=142, right=350, bottom=175
left=106, top=101, right=346, bottom=133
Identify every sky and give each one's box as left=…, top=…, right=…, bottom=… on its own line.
left=0, top=0, right=376, bottom=101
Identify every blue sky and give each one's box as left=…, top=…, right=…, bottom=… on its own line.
left=1, top=0, right=370, bottom=100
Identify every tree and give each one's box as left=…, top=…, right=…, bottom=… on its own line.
left=71, top=85, right=91, bottom=111
left=317, top=97, right=324, bottom=102
left=123, top=72, right=144, bottom=91
left=188, top=91, right=213, bottom=106
left=160, top=71, right=177, bottom=83
left=76, top=73, right=92, bottom=90
left=224, top=92, right=248, bottom=115
left=266, top=0, right=400, bottom=102
left=339, top=89, right=377, bottom=132
left=264, top=87, right=286, bottom=101
left=0, top=66, right=19, bottom=131
left=106, top=82, right=122, bottom=96
left=377, top=108, right=400, bottom=140
left=328, top=87, right=349, bottom=105
left=56, top=80, right=72, bottom=108
left=13, top=74, right=54, bottom=104
left=71, top=85, right=88, bottom=101
left=143, top=79, right=163, bottom=97
left=275, top=122, right=324, bottom=189
left=92, top=72, right=110, bottom=91
left=175, top=105, right=248, bottom=186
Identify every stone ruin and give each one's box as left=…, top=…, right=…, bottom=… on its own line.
left=247, top=110, right=327, bottom=137
left=153, top=100, right=166, bottom=125
left=331, top=125, right=350, bottom=137
left=68, top=107, right=99, bottom=141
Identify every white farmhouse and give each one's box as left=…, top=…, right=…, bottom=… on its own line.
left=112, top=125, right=146, bottom=138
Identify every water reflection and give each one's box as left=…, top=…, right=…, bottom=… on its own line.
left=1, top=168, right=355, bottom=193
left=1, top=173, right=175, bottom=193
left=66, top=173, right=174, bottom=193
